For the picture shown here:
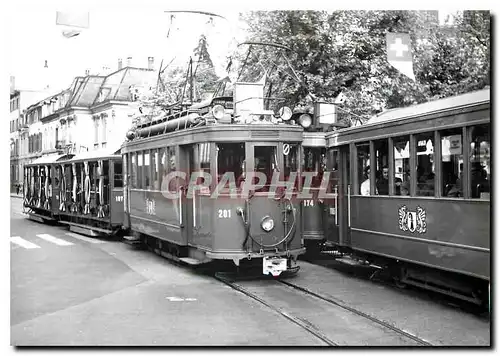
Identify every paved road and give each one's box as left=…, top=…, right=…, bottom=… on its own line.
left=10, top=199, right=324, bottom=346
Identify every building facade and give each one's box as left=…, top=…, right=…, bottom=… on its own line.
left=11, top=64, right=157, bottom=193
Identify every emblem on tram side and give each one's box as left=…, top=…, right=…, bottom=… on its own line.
left=398, top=205, right=426, bottom=233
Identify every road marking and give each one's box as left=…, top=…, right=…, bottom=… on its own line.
left=36, top=234, right=74, bottom=246
left=65, top=232, right=105, bottom=244
left=166, top=297, right=197, bottom=302
left=10, top=236, right=41, bottom=249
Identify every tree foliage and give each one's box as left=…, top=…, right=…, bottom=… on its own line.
left=238, top=10, right=490, bottom=124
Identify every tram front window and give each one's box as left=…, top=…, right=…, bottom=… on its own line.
left=303, top=147, right=324, bottom=188
left=254, top=146, right=278, bottom=192
left=217, top=143, right=245, bottom=191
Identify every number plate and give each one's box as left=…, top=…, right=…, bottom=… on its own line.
left=263, top=256, right=287, bottom=277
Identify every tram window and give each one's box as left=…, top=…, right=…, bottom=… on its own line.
left=167, top=147, right=176, bottom=173
left=137, top=152, right=143, bottom=189
left=151, top=149, right=158, bottom=190
left=54, top=166, right=60, bottom=188
left=131, top=153, right=137, bottom=189
left=217, top=143, right=245, bottom=190
left=199, top=143, right=210, bottom=173
left=356, top=143, right=371, bottom=195
left=144, top=152, right=151, bottom=190
left=441, top=128, right=463, bottom=197
left=469, top=124, right=490, bottom=200
left=158, top=148, right=166, bottom=191
left=393, top=136, right=410, bottom=196
left=114, top=161, right=123, bottom=188
left=284, top=143, right=299, bottom=188
left=254, top=146, right=278, bottom=192
left=303, top=147, right=324, bottom=188
left=415, top=132, right=435, bottom=197
left=374, top=139, right=389, bottom=195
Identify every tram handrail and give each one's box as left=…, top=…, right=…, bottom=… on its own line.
left=347, top=185, right=351, bottom=228
left=334, top=185, right=338, bottom=226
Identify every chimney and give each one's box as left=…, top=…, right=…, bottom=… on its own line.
left=85, top=69, right=90, bottom=76
left=148, top=57, right=154, bottom=70
left=10, top=76, right=15, bottom=93
left=127, top=57, right=133, bottom=67
left=118, top=58, right=123, bottom=70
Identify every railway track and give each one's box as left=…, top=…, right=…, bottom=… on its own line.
left=214, top=272, right=433, bottom=346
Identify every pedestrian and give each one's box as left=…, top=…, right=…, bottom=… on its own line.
left=16, top=184, right=20, bottom=195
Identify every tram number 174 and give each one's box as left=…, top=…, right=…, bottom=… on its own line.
left=304, top=200, right=315, bottom=207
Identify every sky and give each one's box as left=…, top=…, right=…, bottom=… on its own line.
left=5, top=1, right=493, bottom=95
left=7, top=4, right=248, bottom=93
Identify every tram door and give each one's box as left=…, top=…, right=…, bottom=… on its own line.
left=326, top=145, right=350, bottom=246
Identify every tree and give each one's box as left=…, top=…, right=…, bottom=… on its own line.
left=239, top=10, right=490, bottom=125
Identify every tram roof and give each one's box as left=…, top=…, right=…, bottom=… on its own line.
left=27, top=153, right=73, bottom=166
left=366, top=88, right=490, bottom=125
left=65, top=145, right=122, bottom=163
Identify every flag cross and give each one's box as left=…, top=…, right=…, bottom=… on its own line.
left=389, top=38, right=409, bottom=58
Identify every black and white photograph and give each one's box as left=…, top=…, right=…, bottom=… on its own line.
left=7, top=2, right=491, bottom=347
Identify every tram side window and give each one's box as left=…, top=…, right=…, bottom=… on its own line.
left=254, top=146, right=278, bottom=192
left=217, top=143, right=245, bottom=191
left=393, top=136, right=410, bottom=196
left=137, top=152, right=143, bottom=189
left=416, top=132, right=435, bottom=196
left=151, top=149, right=158, bottom=190
left=144, top=151, right=151, bottom=190
left=131, top=153, right=137, bottom=189
left=199, top=143, right=210, bottom=173
left=357, top=143, right=371, bottom=195
left=114, top=161, right=123, bottom=188
left=469, top=124, right=490, bottom=200
left=441, top=128, right=463, bottom=197
left=374, top=139, right=389, bottom=195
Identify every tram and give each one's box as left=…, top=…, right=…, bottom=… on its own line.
left=323, top=88, right=491, bottom=304
left=23, top=153, right=73, bottom=223
left=121, top=80, right=307, bottom=276
left=55, top=148, right=125, bottom=236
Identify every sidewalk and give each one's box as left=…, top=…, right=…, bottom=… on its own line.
left=10, top=193, right=23, bottom=199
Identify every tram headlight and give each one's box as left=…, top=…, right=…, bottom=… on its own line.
left=277, top=106, right=292, bottom=121
left=261, top=216, right=275, bottom=232
left=212, top=105, right=225, bottom=120
left=298, top=114, right=312, bottom=128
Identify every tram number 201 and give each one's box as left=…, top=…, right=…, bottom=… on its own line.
left=304, top=200, right=315, bottom=207
left=218, top=209, right=232, bottom=218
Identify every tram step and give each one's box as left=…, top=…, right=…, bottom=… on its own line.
left=179, top=257, right=203, bottom=265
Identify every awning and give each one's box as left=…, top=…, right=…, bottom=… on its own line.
left=66, top=144, right=122, bottom=163
left=26, top=153, right=70, bottom=166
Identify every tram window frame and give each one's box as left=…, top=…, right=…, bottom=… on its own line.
left=114, top=161, right=123, bottom=188
left=356, top=142, right=372, bottom=196
left=414, top=132, right=436, bottom=197
left=374, top=139, right=389, bottom=196
left=131, top=153, right=137, bottom=189
left=440, top=128, right=464, bottom=198
left=151, top=148, right=158, bottom=190
left=468, top=123, right=490, bottom=200
left=137, top=151, right=144, bottom=189
left=253, top=145, right=279, bottom=193
left=393, top=135, right=411, bottom=196
left=303, top=147, right=324, bottom=189
left=283, top=142, right=300, bottom=190
left=144, top=150, right=151, bottom=190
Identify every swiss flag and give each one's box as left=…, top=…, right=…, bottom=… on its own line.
left=386, top=33, right=415, bottom=81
